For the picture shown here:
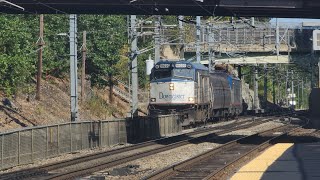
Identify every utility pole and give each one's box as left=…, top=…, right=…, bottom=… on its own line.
left=70, top=14, right=78, bottom=121
left=312, top=63, right=314, bottom=88
left=277, top=76, right=281, bottom=105
left=273, top=66, right=276, bottom=105
left=291, top=70, right=294, bottom=109
left=311, top=52, right=314, bottom=88
left=263, top=64, right=268, bottom=109
left=196, top=16, right=201, bottom=63
left=276, top=18, right=280, bottom=58
left=178, top=15, right=185, bottom=59
left=251, top=17, right=255, bottom=27
left=154, top=16, right=161, bottom=63
left=298, top=80, right=300, bottom=109
left=286, top=69, right=289, bottom=106
left=36, top=14, right=44, bottom=100
left=130, top=15, right=138, bottom=117
left=254, top=65, right=259, bottom=111
left=81, top=31, right=87, bottom=102
left=207, top=23, right=214, bottom=72
left=302, top=79, right=304, bottom=109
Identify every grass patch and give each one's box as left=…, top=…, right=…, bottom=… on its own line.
left=85, top=95, right=118, bottom=119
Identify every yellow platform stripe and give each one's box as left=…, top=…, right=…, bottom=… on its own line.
left=230, top=143, right=294, bottom=180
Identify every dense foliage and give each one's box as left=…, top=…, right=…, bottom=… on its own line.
left=0, top=14, right=128, bottom=95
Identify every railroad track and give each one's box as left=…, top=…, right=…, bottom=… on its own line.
left=0, top=114, right=291, bottom=180
left=145, top=119, right=307, bottom=180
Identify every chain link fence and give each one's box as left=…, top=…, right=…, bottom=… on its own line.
left=0, top=115, right=182, bottom=170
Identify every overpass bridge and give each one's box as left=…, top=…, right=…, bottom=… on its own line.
left=175, top=21, right=317, bottom=65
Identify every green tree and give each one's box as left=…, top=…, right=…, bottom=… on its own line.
left=0, top=15, right=36, bottom=95
left=78, top=15, right=127, bottom=87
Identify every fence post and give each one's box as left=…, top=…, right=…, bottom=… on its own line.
left=172, top=116, right=175, bottom=134
left=162, top=117, right=165, bottom=136
left=70, top=123, right=72, bottom=152
left=108, top=122, right=110, bottom=147
left=168, top=117, right=171, bottom=135
left=57, top=125, right=60, bottom=154
left=80, top=122, right=83, bottom=150
left=166, top=117, right=169, bottom=136
left=46, top=127, right=48, bottom=158
left=31, top=129, right=34, bottom=162
left=18, top=131, right=20, bottom=165
left=99, top=121, right=102, bottom=147
left=118, top=120, right=120, bottom=144
left=1, top=135, right=3, bottom=169
left=90, top=121, right=92, bottom=149
left=164, top=118, right=167, bottom=137
left=173, top=116, right=176, bottom=133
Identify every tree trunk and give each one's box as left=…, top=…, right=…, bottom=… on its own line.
left=109, top=74, right=114, bottom=103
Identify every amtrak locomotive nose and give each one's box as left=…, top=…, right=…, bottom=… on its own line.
left=148, top=60, right=242, bottom=127
left=149, top=61, right=197, bottom=107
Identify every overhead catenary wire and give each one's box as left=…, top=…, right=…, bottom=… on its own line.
left=0, top=4, right=34, bottom=14
left=192, top=0, right=218, bottom=17
left=33, top=0, right=68, bottom=14
left=0, top=0, right=24, bottom=11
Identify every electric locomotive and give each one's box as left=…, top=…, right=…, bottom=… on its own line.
left=148, top=60, right=242, bottom=126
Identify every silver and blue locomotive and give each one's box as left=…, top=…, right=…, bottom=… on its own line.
left=148, top=60, right=242, bottom=126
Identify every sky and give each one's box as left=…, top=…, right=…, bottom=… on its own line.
left=270, top=18, right=320, bottom=23
left=269, top=18, right=320, bottom=28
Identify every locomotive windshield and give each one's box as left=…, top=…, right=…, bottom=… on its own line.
left=152, top=69, right=171, bottom=80
left=151, top=68, right=194, bottom=80
left=172, top=69, right=194, bottom=79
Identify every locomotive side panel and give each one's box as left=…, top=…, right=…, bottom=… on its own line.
left=210, top=73, right=232, bottom=110
left=195, top=71, right=210, bottom=105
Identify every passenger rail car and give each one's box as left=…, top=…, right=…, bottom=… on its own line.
left=148, top=60, right=242, bottom=126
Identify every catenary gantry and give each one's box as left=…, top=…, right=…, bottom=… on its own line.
left=2, top=0, right=320, bottom=18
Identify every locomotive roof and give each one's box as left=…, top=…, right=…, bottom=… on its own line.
left=156, top=60, right=208, bottom=71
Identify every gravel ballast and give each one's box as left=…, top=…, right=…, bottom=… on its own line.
left=84, top=120, right=286, bottom=180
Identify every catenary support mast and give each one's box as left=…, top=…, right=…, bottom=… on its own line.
left=70, top=14, right=78, bottom=121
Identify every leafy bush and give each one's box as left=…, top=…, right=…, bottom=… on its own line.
left=0, top=55, right=33, bottom=95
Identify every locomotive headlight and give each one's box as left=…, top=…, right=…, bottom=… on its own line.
left=188, top=97, right=194, bottom=102
left=150, top=98, right=156, bottom=102
left=169, top=83, right=174, bottom=90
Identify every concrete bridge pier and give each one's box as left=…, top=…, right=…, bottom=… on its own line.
left=310, top=88, right=320, bottom=129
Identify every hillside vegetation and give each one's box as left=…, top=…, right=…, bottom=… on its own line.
left=0, top=15, right=147, bottom=131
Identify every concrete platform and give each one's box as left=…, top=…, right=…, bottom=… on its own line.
left=231, top=143, right=320, bottom=180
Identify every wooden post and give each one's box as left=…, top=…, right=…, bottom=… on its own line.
left=36, top=14, right=44, bottom=100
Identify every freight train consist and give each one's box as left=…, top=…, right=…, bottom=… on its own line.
left=148, top=60, right=242, bottom=126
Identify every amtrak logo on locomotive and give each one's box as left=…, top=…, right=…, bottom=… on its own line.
left=159, top=92, right=185, bottom=100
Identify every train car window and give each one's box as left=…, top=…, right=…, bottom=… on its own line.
left=173, top=69, right=194, bottom=80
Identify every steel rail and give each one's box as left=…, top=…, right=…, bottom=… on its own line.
left=144, top=118, right=307, bottom=180
left=39, top=116, right=278, bottom=180
left=204, top=126, right=300, bottom=180
left=0, top=115, right=268, bottom=180
left=1, top=112, right=296, bottom=180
